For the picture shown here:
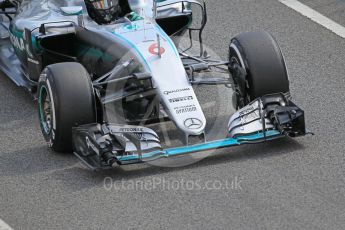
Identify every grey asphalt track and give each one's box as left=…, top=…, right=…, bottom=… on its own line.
left=1, top=0, right=345, bottom=229
left=299, top=0, right=345, bottom=25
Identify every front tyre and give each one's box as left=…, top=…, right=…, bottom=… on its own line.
left=229, top=31, right=290, bottom=107
left=38, top=62, right=96, bottom=153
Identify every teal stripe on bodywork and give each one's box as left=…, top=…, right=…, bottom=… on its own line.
left=10, top=27, right=22, bottom=37
left=110, top=24, right=179, bottom=68
left=110, top=32, right=151, bottom=71
left=10, top=27, right=41, bottom=52
left=117, top=130, right=282, bottom=162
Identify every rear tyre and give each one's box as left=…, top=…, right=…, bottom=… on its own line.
left=229, top=31, right=290, bottom=107
left=38, top=62, right=96, bottom=153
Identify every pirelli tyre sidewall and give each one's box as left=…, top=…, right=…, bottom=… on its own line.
left=38, top=62, right=96, bottom=153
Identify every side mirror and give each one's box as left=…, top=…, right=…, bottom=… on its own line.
left=0, top=0, right=18, bottom=21
left=0, top=0, right=18, bottom=10
left=155, top=0, right=207, bottom=30
left=155, top=0, right=207, bottom=57
left=186, top=2, right=206, bottom=30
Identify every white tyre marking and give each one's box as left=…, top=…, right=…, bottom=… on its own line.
left=279, top=0, right=345, bottom=39
left=46, top=80, right=57, bottom=130
left=229, top=43, right=247, bottom=75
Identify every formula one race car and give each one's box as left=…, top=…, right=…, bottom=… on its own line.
left=0, top=0, right=309, bottom=169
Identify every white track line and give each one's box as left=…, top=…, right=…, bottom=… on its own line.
left=0, top=219, right=13, bottom=230
left=279, top=0, right=345, bottom=38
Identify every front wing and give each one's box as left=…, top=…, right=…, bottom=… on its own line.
left=72, top=93, right=308, bottom=170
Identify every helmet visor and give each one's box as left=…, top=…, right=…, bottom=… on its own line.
left=90, top=0, right=117, bottom=10
left=85, top=0, right=130, bottom=24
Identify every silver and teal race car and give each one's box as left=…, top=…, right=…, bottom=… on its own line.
left=0, top=0, right=309, bottom=169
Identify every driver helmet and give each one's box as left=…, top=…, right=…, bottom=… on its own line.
left=84, top=0, right=132, bottom=24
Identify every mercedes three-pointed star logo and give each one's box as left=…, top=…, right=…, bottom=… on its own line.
left=184, top=118, right=203, bottom=130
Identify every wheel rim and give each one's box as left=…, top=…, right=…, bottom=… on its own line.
left=230, top=52, right=251, bottom=107
left=38, top=85, right=53, bottom=135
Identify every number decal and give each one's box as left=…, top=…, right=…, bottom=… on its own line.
left=148, top=43, right=165, bottom=55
